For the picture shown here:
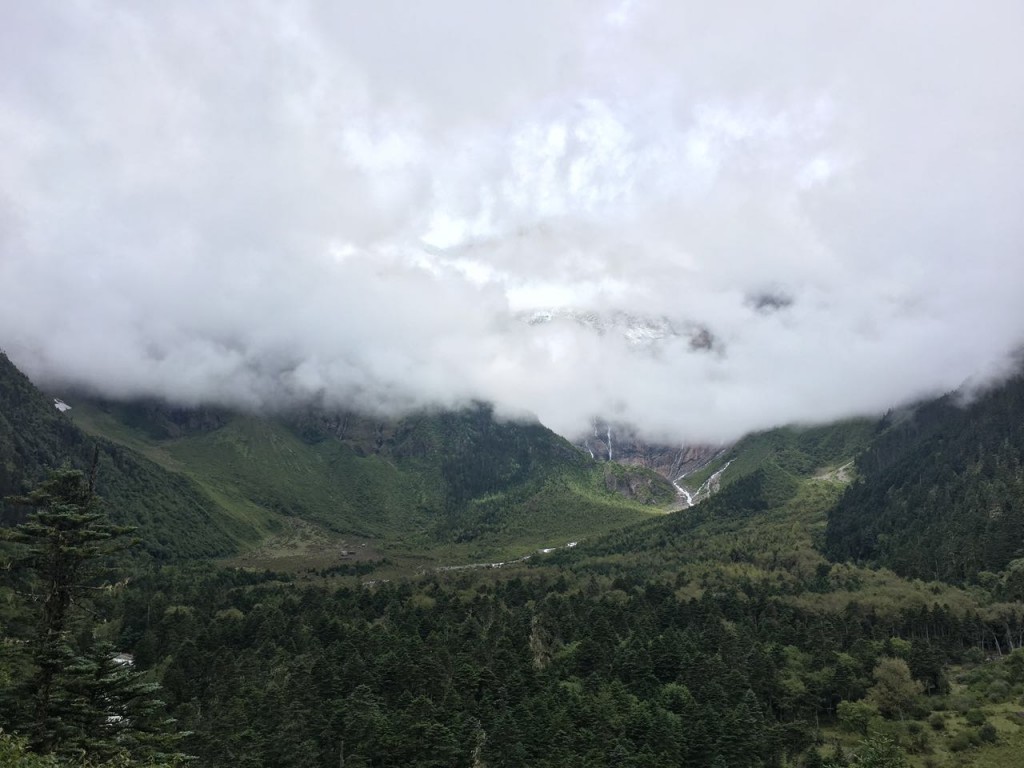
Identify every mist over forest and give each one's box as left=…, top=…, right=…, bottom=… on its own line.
left=2, top=1, right=1022, bottom=443
left=3, top=3, right=1024, bottom=768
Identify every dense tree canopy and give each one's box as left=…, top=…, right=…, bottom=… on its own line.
left=1, top=467, right=185, bottom=764
left=826, top=374, right=1024, bottom=582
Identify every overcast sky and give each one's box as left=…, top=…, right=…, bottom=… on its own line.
left=2, top=1, right=1023, bottom=443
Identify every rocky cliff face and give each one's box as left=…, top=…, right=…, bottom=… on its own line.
left=601, top=464, right=675, bottom=505
left=579, top=420, right=724, bottom=483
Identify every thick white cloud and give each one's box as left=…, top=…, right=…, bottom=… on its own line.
left=2, top=0, right=1023, bottom=442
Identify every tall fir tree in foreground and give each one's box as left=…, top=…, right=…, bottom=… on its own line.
left=1, top=460, right=185, bottom=765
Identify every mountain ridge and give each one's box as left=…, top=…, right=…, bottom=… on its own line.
left=826, top=371, right=1024, bottom=582
left=21, top=367, right=675, bottom=562
left=0, top=350, right=262, bottom=559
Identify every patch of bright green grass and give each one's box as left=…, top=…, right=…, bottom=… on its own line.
left=71, top=400, right=671, bottom=568
left=684, top=418, right=876, bottom=493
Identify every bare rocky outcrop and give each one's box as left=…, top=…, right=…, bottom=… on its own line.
left=580, top=420, right=724, bottom=483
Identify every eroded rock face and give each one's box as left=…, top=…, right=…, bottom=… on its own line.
left=580, top=421, right=724, bottom=482
left=601, top=465, right=672, bottom=505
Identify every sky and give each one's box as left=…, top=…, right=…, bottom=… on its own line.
left=1, top=0, right=1023, bottom=443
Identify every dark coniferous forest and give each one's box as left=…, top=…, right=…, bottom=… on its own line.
left=4, top=2, right=1023, bottom=765
left=4, top=352, right=1024, bottom=767
left=826, top=373, right=1024, bottom=582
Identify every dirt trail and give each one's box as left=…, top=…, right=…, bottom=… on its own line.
left=814, top=460, right=855, bottom=484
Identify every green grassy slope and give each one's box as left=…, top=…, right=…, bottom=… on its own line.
left=683, top=418, right=876, bottom=492
left=67, top=397, right=673, bottom=561
left=0, top=352, right=263, bottom=559
left=163, top=414, right=434, bottom=537
left=550, top=413, right=986, bottom=616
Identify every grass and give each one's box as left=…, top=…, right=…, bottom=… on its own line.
left=815, top=659, right=1024, bottom=767
left=554, top=463, right=984, bottom=623
left=681, top=418, right=876, bottom=493
left=161, top=414, right=439, bottom=537
left=68, top=398, right=668, bottom=572
left=69, top=400, right=187, bottom=472
left=454, top=472, right=666, bottom=556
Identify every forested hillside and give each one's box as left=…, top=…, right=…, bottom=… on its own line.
left=107, top=564, right=916, bottom=767
left=0, top=352, right=260, bottom=559
left=826, top=372, right=1024, bottom=582
left=68, top=439, right=1024, bottom=768
left=8, top=355, right=1024, bottom=767
left=681, top=418, right=876, bottom=495
left=68, top=393, right=673, bottom=558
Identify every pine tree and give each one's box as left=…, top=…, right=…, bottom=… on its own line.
left=2, top=462, right=184, bottom=762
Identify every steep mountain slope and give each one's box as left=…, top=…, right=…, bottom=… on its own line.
left=13, top=351, right=1024, bottom=767
left=674, top=418, right=876, bottom=507
left=133, top=402, right=1005, bottom=768
left=578, top=420, right=723, bottom=487
left=485, top=419, right=873, bottom=609
left=0, top=352, right=264, bottom=559
left=66, top=395, right=675, bottom=558
left=826, top=372, right=1024, bottom=582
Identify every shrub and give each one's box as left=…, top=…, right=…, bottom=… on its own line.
left=927, top=712, right=945, bottom=731
left=908, top=729, right=931, bottom=754
left=965, top=708, right=986, bottom=727
left=867, top=657, right=924, bottom=719
left=963, top=647, right=986, bottom=664
left=987, top=679, right=1010, bottom=700
left=837, top=699, right=878, bottom=735
left=949, top=695, right=974, bottom=714
left=949, top=732, right=976, bottom=752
